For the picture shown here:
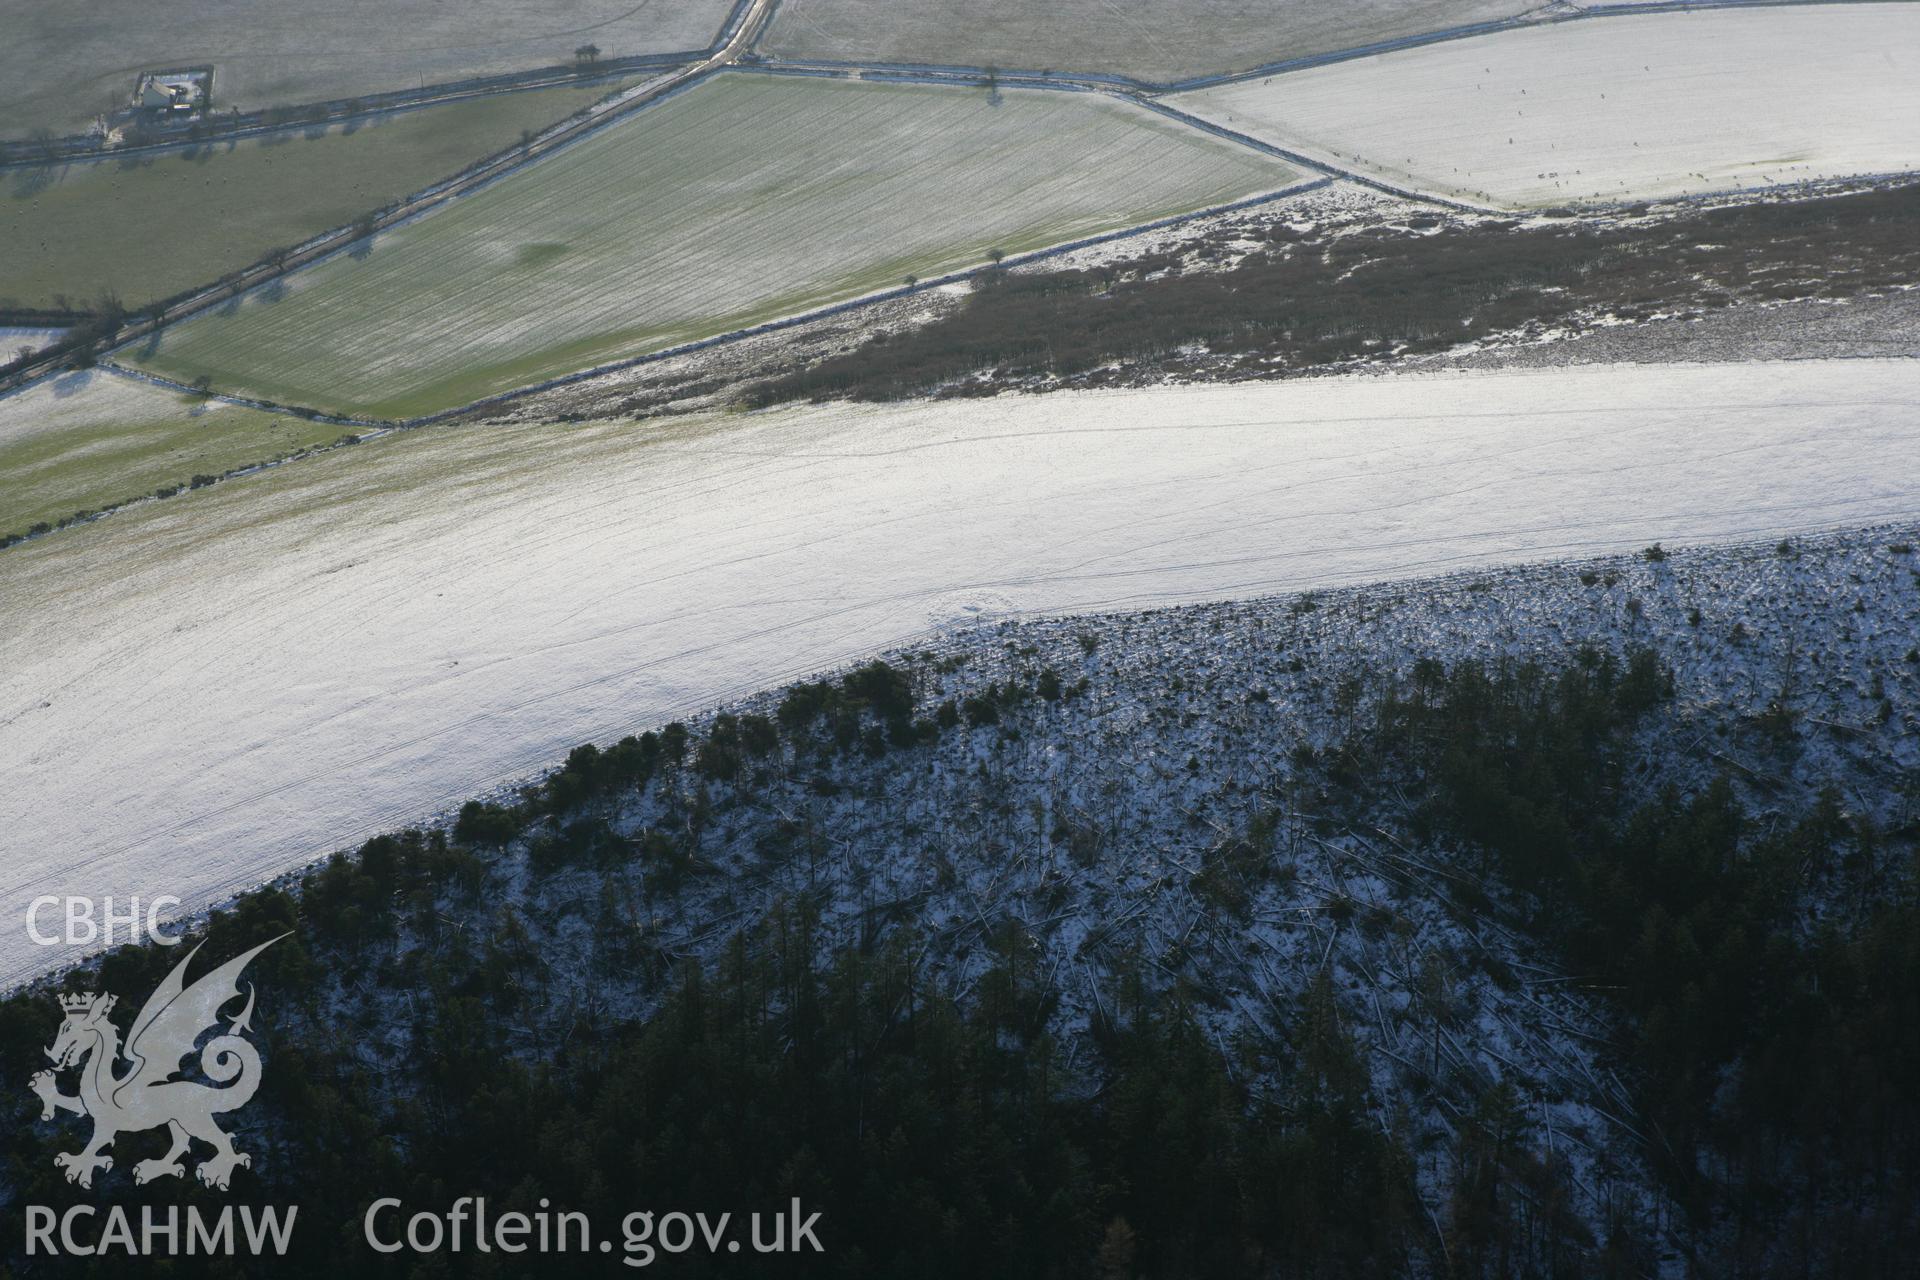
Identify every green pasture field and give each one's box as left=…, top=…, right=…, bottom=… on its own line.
left=3, top=77, right=657, bottom=311
left=0, top=370, right=345, bottom=542
left=129, top=73, right=1296, bottom=418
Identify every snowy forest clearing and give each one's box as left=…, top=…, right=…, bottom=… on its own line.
left=2, top=357, right=1917, bottom=984
left=1172, top=5, right=1920, bottom=206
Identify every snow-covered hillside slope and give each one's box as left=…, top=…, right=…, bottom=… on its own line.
left=3, top=359, right=1917, bottom=986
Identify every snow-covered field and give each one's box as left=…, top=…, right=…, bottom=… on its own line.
left=1172, top=5, right=1920, bottom=206
left=130, top=75, right=1293, bottom=418
left=3, top=357, right=1917, bottom=985
left=761, top=0, right=1536, bottom=84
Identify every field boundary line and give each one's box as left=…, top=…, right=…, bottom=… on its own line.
left=93, top=363, right=385, bottom=428
left=0, top=57, right=695, bottom=173
left=1128, top=99, right=1501, bottom=212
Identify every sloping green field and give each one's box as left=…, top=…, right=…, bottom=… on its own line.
left=2, top=77, right=655, bottom=310
left=130, top=74, right=1296, bottom=418
left=0, top=371, right=344, bottom=541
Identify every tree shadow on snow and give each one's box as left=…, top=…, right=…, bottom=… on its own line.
left=49, top=370, right=95, bottom=399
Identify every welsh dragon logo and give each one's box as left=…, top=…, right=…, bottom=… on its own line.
left=29, top=935, right=284, bottom=1191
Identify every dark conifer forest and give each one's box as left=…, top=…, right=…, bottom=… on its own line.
left=5, top=620, right=1914, bottom=1276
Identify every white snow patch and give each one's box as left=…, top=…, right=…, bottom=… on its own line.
left=1171, top=5, right=1920, bottom=206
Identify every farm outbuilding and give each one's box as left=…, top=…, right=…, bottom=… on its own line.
left=134, top=69, right=208, bottom=116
